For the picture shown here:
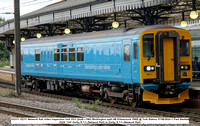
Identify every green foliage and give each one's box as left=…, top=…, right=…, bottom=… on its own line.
left=0, top=60, right=9, bottom=68
left=73, top=98, right=102, bottom=111
left=0, top=89, right=18, bottom=97
left=73, top=98, right=82, bottom=108
left=89, top=99, right=102, bottom=111
left=0, top=43, right=9, bottom=67
left=0, top=43, right=9, bottom=60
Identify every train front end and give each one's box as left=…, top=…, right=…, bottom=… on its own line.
left=139, top=28, right=192, bottom=104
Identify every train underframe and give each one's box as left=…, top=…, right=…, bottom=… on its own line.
left=22, top=75, right=190, bottom=106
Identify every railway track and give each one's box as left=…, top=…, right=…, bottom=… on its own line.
left=0, top=101, right=82, bottom=118
left=0, top=81, right=200, bottom=123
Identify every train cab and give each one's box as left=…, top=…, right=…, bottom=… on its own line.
left=139, top=28, right=192, bottom=104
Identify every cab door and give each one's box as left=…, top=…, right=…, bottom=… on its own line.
left=122, top=39, right=133, bottom=83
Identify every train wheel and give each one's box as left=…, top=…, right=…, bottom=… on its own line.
left=129, top=101, right=137, bottom=107
left=36, top=87, right=42, bottom=93
left=108, top=97, right=116, bottom=104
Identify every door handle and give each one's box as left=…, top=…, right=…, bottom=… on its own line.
left=171, top=58, right=174, bottom=61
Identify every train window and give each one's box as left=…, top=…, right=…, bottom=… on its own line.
left=77, top=47, right=84, bottom=62
left=35, top=49, right=40, bottom=61
left=50, top=51, right=53, bottom=59
left=54, top=48, right=60, bottom=61
left=124, top=44, right=130, bottom=62
left=69, top=48, right=75, bottom=62
left=47, top=51, right=49, bottom=60
left=21, top=50, right=23, bottom=62
left=134, top=43, right=138, bottom=60
left=180, top=40, right=190, bottom=56
left=61, top=48, right=67, bottom=61
left=143, top=34, right=154, bottom=58
left=44, top=51, right=46, bottom=61
left=41, top=51, right=44, bottom=61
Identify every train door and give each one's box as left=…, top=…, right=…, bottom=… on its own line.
left=156, top=31, right=180, bottom=83
left=122, top=39, right=133, bottom=83
left=163, top=38, right=174, bottom=81
left=132, top=40, right=140, bottom=83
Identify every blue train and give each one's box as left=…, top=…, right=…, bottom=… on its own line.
left=21, top=25, right=192, bottom=106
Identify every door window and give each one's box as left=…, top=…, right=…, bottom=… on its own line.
left=134, top=43, right=138, bottom=60
left=124, top=44, right=130, bottom=62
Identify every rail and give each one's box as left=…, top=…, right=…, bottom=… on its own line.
left=0, top=101, right=82, bottom=117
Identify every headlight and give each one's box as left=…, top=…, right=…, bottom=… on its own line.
left=180, top=65, right=190, bottom=70
left=144, top=66, right=155, bottom=71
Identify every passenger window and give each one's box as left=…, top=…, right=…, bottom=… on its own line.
left=41, top=51, right=44, bottom=61
left=124, top=44, right=130, bottom=62
left=21, top=50, right=23, bottom=62
left=143, top=34, right=154, bottom=58
left=43, top=51, right=46, bottom=61
left=47, top=51, right=49, bottom=60
left=180, top=40, right=190, bottom=56
left=69, top=48, right=75, bottom=62
left=35, top=49, right=40, bottom=61
left=134, top=43, right=138, bottom=60
left=50, top=51, right=52, bottom=59
left=54, top=48, right=60, bottom=61
left=61, top=48, right=67, bottom=61
left=77, top=47, right=84, bottom=62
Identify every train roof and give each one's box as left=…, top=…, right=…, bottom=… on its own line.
left=21, top=25, right=181, bottom=45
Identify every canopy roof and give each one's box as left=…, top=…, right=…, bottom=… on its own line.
left=0, top=0, right=199, bottom=43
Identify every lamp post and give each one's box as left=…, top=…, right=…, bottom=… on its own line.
left=14, top=0, right=21, bottom=95
left=181, top=12, right=187, bottom=27
left=112, top=0, right=119, bottom=29
left=64, top=21, right=71, bottom=34
left=112, top=13, right=119, bottom=29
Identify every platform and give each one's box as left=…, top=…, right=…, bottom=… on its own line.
left=0, top=67, right=15, bottom=83
left=190, top=81, right=200, bottom=88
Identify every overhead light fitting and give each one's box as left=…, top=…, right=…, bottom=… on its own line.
left=112, top=13, right=119, bottom=29
left=64, top=28, right=71, bottom=34
left=181, top=12, right=187, bottom=27
left=36, top=33, right=42, bottom=38
left=181, top=21, right=187, bottom=27
left=21, top=37, right=25, bottom=41
left=112, top=21, right=119, bottom=29
left=190, top=10, right=199, bottom=19
left=190, top=0, right=199, bottom=19
left=64, top=21, right=71, bottom=34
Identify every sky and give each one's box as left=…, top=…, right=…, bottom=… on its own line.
left=0, top=0, right=62, bottom=20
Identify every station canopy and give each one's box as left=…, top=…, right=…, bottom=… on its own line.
left=0, top=0, right=199, bottom=45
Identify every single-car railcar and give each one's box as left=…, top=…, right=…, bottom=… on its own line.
left=21, top=25, right=192, bottom=106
